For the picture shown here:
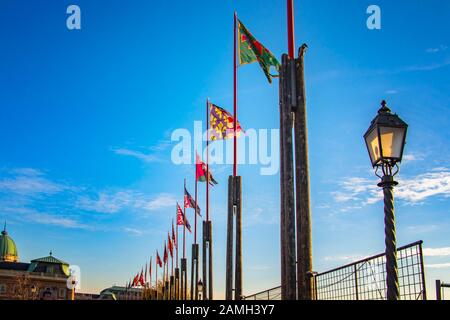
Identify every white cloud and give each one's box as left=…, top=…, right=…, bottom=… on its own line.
left=385, top=89, right=398, bottom=95
left=423, top=247, right=450, bottom=257
left=332, top=168, right=450, bottom=206
left=425, top=263, right=450, bottom=269
left=244, top=206, right=277, bottom=226
left=139, top=194, right=177, bottom=211
left=402, top=153, right=424, bottom=163
left=123, top=227, right=144, bottom=236
left=26, top=212, right=89, bottom=229
left=112, top=140, right=172, bottom=164
left=112, top=148, right=161, bottom=163
left=76, top=191, right=176, bottom=214
left=426, top=45, right=447, bottom=53
left=405, top=225, right=438, bottom=234
left=0, top=171, right=66, bottom=195
left=3, top=207, right=88, bottom=230
left=323, top=254, right=367, bottom=263
left=396, top=171, right=450, bottom=203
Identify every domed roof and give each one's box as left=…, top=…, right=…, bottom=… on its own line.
left=0, top=223, right=19, bottom=262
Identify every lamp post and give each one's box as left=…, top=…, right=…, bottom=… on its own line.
left=197, top=279, right=203, bottom=300
left=364, top=100, right=408, bottom=300
left=30, top=285, right=37, bottom=300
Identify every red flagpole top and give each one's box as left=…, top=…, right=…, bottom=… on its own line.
left=287, top=0, right=295, bottom=59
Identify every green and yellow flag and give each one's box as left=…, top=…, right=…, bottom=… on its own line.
left=238, top=19, right=280, bottom=83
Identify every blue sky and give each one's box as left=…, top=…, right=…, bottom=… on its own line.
left=0, top=0, right=449, bottom=299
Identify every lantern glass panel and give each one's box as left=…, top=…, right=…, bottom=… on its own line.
left=379, top=126, right=405, bottom=160
left=365, top=127, right=381, bottom=166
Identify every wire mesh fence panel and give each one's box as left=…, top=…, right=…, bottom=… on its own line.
left=315, top=241, right=426, bottom=300
left=244, top=286, right=281, bottom=300
left=243, top=241, right=426, bottom=300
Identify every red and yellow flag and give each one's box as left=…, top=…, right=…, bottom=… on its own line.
left=209, top=104, right=243, bottom=141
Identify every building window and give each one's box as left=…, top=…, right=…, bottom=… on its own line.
left=0, top=283, right=6, bottom=294
left=46, top=266, right=55, bottom=274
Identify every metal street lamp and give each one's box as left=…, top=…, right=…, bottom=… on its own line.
left=197, top=279, right=203, bottom=300
left=30, top=285, right=37, bottom=300
left=364, top=100, right=408, bottom=300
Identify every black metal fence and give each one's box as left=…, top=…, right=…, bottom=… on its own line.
left=243, top=240, right=426, bottom=300
left=436, top=280, right=450, bottom=300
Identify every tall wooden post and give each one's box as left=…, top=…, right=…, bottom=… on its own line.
left=202, top=221, right=213, bottom=300
left=190, top=243, right=199, bottom=300
left=175, top=268, right=180, bottom=299
left=294, top=44, right=313, bottom=300
left=225, top=175, right=243, bottom=300
left=225, top=176, right=234, bottom=300
left=202, top=221, right=207, bottom=300
left=234, top=176, right=243, bottom=300
left=207, top=221, right=213, bottom=300
left=180, top=258, right=187, bottom=300
left=279, top=54, right=297, bottom=300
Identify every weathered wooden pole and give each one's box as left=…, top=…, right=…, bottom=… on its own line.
left=202, top=221, right=207, bottom=299
left=202, top=220, right=213, bottom=300
left=436, top=280, right=442, bottom=301
left=180, top=258, right=187, bottom=299
left=279, top=54, right=297, bottom=300
left=190, top=243, right=199, bottom=299
left=175, top=268, right=179, bottom=299
left=234, top=176, right=243, bottom=300
left=225, top=176, right=235, bottom=300
left=294, top=44, right=313, bottom=300
left=225, top=175, right=243, bottom=300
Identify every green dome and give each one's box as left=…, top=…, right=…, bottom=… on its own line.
left=0, top=226, right=19, bottom=262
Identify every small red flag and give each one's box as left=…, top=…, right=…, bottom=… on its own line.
left=185, top=187, right=201, bottom=216
left=139, top=269, right=145, bottom=286
left=156, top=251, right=163, bottom=268
left=168, top=233, right=173, bottom=258
left=184, top=214, right=192, bottom=233
left=196, top=152, right=207, bottom=182
left=163, top=243, right=168, bottom=263
left=177, top=203, right=184, bottom=225
left=172, top=219, right=177, bottom=248
left=132, top=273, right=139, bottom=287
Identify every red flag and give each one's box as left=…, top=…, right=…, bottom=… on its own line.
left=184, top=214, right=192, bottom=233
left=177, top=203, right=184, bottom=225
left=172, top=219, right=177, bottom=248
left=132, top=273, right=139, bottom=287
left=163, top=243, right=168, bottom=263
left=185, top=187, right=201, bottom=216
left=156, top=251, right=163, bottom=268
left=196, top=152, right=207, bottom=182
left=139, top=269, right=145, bottom=286
left=168, top=233, right=173, bottom=258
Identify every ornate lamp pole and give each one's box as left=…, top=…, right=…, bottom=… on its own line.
left=197, top=279, right=203, bottom=300
left=364, top=100, right=408, bottom=300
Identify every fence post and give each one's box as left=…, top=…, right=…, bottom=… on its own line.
left=436, top=280, right=442, bottom=301
left=418, top=241, right=427, bottom=300
left=354, top=264, right=359, bottom=300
